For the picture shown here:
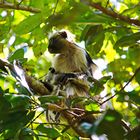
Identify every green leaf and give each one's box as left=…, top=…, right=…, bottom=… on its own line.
left=19, top=135, right=34, bottom=140
left=46, top=2, right=90, bottom=29
left=32, top=27, right=45, bottom=41
left=1, top=127, right=19, bottom=139
left=0, top=43, right=4, bottom=53
left=4, top=93, right=31, bottom=109
left=36, top=124, right=61, bottom=138
left=128, top=46, right=140, bottom=65
left=89, top=109, right=125, bottom=140
left=114, top=32, right=140, bottom=48
left=0, top=25, right=9, bottom=41
left=0, top=94, right=11, bottom=114
left=99, top=76, right=112, bottom=84
left=78, top=12, right=116, bottom=24
left=85, top=102, right=100, bottom=111
left=0, top=109, right=35, bottom=139
left=107, top=59, right=132, bottom=83
left=122, top=4, right=140, bottom=17
left=30, top=0, right=45, bottom=9
left=14, top=14, right=42, bottom=35
left=33, top=43, right=47, bottom=57
left=71, top=97, right=87, bottom=107
left=80, top=25, right=103, bottom=46
left=90, top=80, right=104, bottom=95
left=19, top=128, right=37, bottom=140
left=1, top=110, right=28, bottom=129
left=135, top=71, right=140, bottom=85
left=8, top=48, right=24, bottom=62
left=81, top=25, right=105, bottom=56
left=38, top=95, right=64, bottom=104
left=117, top=90, right=140, bottom=105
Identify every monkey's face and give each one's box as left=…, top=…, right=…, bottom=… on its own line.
left=48, top=31, right=68, bottom=54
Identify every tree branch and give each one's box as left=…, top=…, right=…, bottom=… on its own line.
left=82, top=0, right=140, bottom=26
left=101, top=66, right=140, bottom=105
left=47, top=103, right=91, bottom=137
left=0, top=1, right=41, bottom=13
left=0, top=58, right=91, bottom=137
left=0, top=59, right=50, bottom=95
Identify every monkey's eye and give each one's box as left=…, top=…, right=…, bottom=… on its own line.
left=59, top=31, right=67, bottom=39
left=50, top=37, right=56, bottom=43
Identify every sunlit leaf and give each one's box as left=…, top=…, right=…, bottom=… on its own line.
left=8, top=48, right=24, bottom=62
left=14, top=14, right=42, bottom=35
left=122, top=4, right=140, bottom=17
left=1, top=0, right=140, bottom=139
left=30, top=0, right=45, bottom=9
left=46, top=1, right=90, bottom=29
left=33, top=43, right=47, bottom=57
left=85, top=102, right=100, bottom=111
left=114, top=32, right=140, bottom=48
left=36, top=124, right=61, bottom=138
left=0, top=25, right=9, bottom=41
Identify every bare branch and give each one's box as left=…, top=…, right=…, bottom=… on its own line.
left=0, top=1, right=41, bottom=13
left=82, top=0, right=140, bottom=26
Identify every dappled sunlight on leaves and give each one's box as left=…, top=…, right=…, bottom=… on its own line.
left=0, top=0, right=140, bottom=139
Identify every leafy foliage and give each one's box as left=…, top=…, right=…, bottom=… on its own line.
left=0, top=0, right=140, bottom=139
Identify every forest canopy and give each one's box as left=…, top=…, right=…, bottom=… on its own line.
left=0, top=0, right=140, bottom=139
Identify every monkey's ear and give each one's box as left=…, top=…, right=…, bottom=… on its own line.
left=59, top=31, right=67, bottom=38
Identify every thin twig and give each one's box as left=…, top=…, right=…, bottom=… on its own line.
left=105, top=0, right=109, bottom=8
left=101, top=67, right=140, bottom=105
left=82, top=0, right=140, bottom=26
left=53, top=0, right=59, bottom=15
left=26, top=110, right=45, bottom=128
left=17, top=0, right=24, bottom=6
left=0, top=1, right=41, bottom=13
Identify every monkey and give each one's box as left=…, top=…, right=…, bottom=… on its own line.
left=44, top=30, right=99, bottom=137
left=47, top=30, right=97, bottom=100
left=48, top=31, right=96, bottom=76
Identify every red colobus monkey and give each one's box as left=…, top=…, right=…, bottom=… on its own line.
left=47, top=31, right=97, bottom=98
